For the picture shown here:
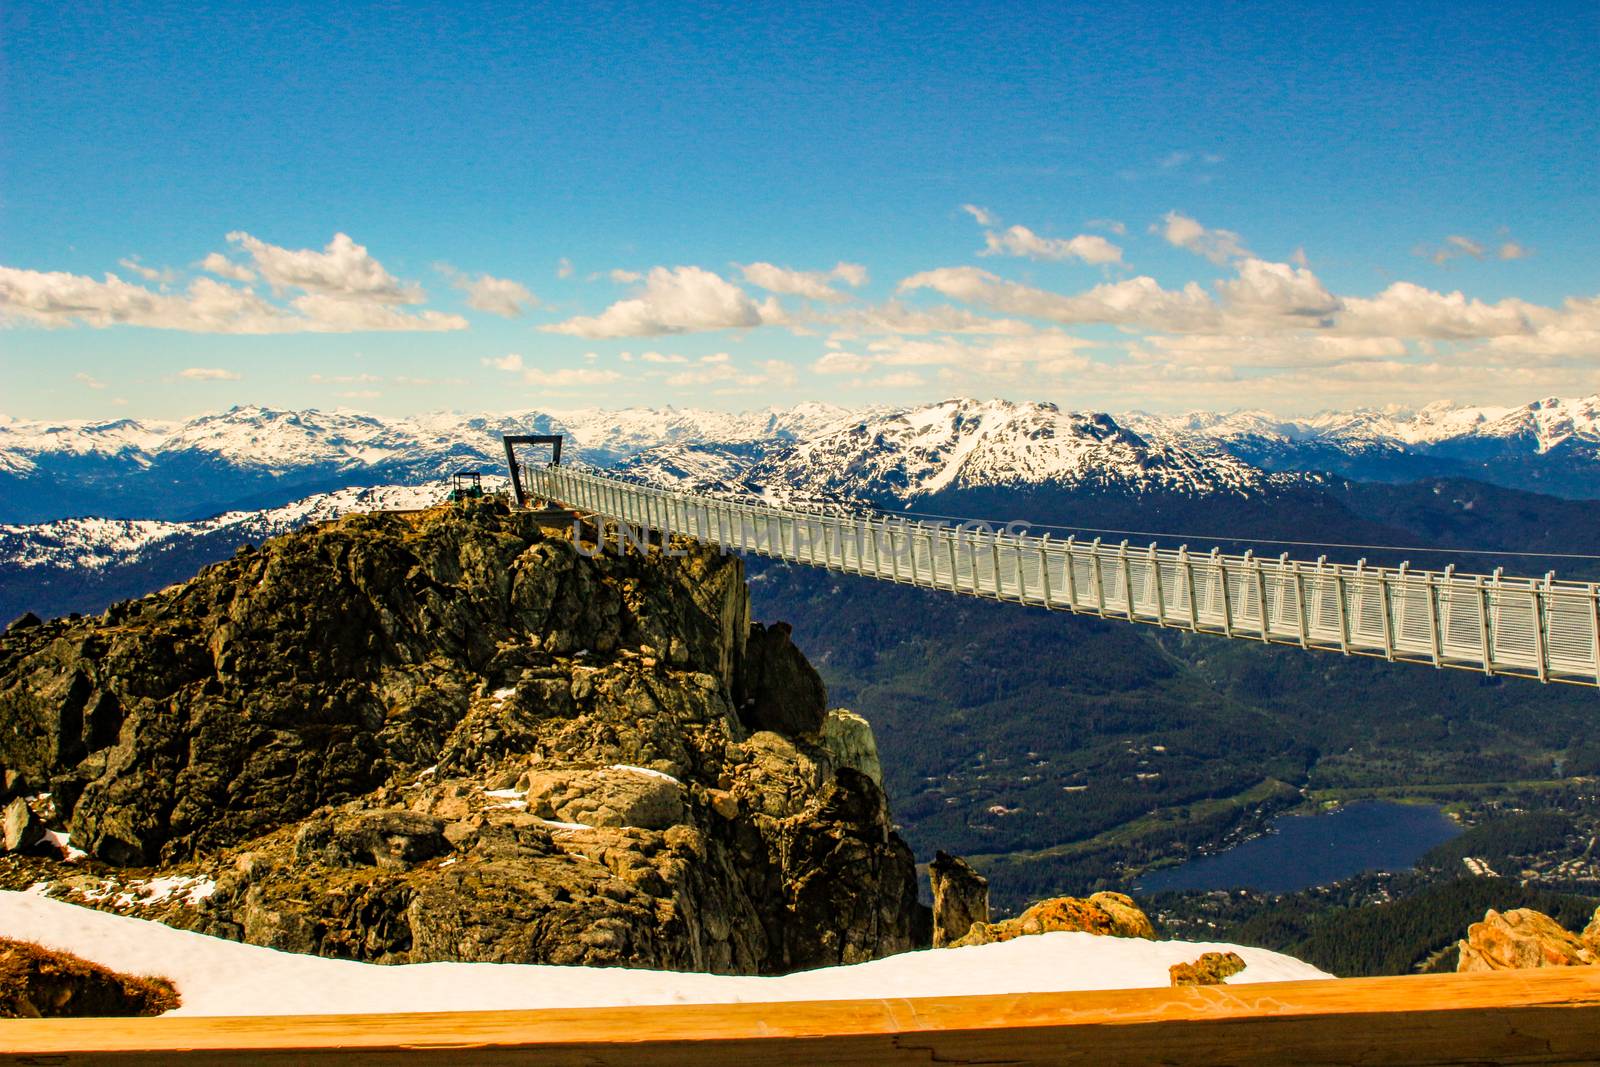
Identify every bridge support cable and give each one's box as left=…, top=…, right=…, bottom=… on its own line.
left=527, top=465, right=1600, bottom=688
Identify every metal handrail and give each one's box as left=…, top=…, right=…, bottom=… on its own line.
left=528, top=465, right=1600, bottom=687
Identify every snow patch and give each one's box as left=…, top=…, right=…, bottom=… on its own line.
left=606, top=764, right=683, bottom=785
left=75, top=875, right=217, bottom=909
left=0, top=892, right=1332, bottom=1017
left=483, top=787, right=528, bottom=810
left=40, top=829, right=87, bottom=863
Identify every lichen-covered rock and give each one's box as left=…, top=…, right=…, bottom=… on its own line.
left=522, top=767, right=685, bottom=830
left=818, top=709, right=882, bottom=786
left=2, top=798, right=43, bottom=854
left=4, top=502, right=925, bottom=975
left=952, top=891, right=1154, bottom=947
left=1457, top=908, right=1599, bottom=972
left=1170, top=951, right=1246, bottom=986
left=929, top=851, right=989, bottom=947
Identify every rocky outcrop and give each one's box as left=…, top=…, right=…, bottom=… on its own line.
left=929, top=851, right=989, bottom=947
left=2, top=798, right=45, bottom=855
left=952, top=892, right=1154, bottom=948
left=738, top=622, right=827, bottom=736
left=1458, top=907, right=1600, bottom=972
left=0, top=938, right=178, bottom=1017
left=2, top=501, right=925, bottom=974
left=818, top=709, right=882, bottom=786
left=1170, top=951, right=1247, bottom=986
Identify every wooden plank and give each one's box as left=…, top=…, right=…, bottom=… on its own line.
left=4, top=966, right=1599, bottom=1065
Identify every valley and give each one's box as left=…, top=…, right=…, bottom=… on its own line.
left=5, top=394, right=1600, bottom=980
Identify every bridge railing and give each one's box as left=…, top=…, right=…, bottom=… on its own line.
left=528, top=466, right=1600, bottom=687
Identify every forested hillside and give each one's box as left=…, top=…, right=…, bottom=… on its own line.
left=746, top=559, right=1600, bottom=913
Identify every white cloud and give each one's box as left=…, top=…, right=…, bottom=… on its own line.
left=899, top=267, right=1218, bottom=333
left=608, top=269, right=643, bottom=283
left=638, top=351, right=689, bottom=363
left=815, top=330, right=1093, bottom=381
left=1416, top=233, right=1533, bottom=266
left=73, top=371, right=106, bottom=389
left=1155, top=211, right=1250, bottom=263
left=227, top=232, right=421, bottom=304
left=1416, top=234, right=1486, bottom=265
left=522, top=367, right=624, bottom=387
left=117, top=257, right=175, bottom=284
left=1335, top=282, right=1536, bottom=339
left=482, top=353, right=622, bottom=388
left=1101, top=350, right=1600, bottom=414
left=1213, top=258, right=1340, bottom=325
left=1483, top=295, right=1600, bottom=358
left=310, top=372, right=383, bottom=384
left=199, top=252, right=256, bottom=282
left=980, top=225, right=1123, bottom=265
left=0, top=268, right=279, bottom=332
left=0, top=233, right=467, bottom=334
left=897, top=256, right=1567, bottom=346
left=541, top=265, right=782, bottom=338
left=287, top=293, right=466, bottom=332
left=813, top=351, right=875, bottom=374
left=737, top=261, right=868, bottom=303
left=1129, top=333, right=1407, bottom=370
left=439, top=266, right=535, bottom=317
left=557, top=258, right=575, bottom=279
left=1088, top=218, right=1127, bottom=236
left=393, top=375, right=467, bottom=386
left=663, top=358, right=797, bottom=393
left=961, top=204, right=999, bottom=227
left=868, top=371, right=925, bottom=388
left=820, top=301, right=1037, bottom=338
left=832, top=262, right=869, bottom=287
left=177, top=367, right=242, bottom=381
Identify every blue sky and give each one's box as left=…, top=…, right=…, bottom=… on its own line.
left=3, top=0, right=1597, bottom=419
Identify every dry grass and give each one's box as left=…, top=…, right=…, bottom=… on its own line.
left=0, top=937, right=179, bottom=1018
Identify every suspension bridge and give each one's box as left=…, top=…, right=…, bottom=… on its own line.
left=503, top=439, right=1600, bottom=688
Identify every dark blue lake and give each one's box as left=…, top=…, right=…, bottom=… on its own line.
left=1131, top=801, right=1462, bottom=895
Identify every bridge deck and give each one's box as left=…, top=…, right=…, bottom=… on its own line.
left=528, top=466, right=1600, bottom=687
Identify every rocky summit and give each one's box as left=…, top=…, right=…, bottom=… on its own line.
left=0, top=499, right=925, bottom=974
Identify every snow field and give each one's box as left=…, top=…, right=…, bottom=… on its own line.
left=0, top=891, right=1331, bottom=1018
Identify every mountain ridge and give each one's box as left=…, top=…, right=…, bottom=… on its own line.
left=9, top=392, right=1600, bottom=526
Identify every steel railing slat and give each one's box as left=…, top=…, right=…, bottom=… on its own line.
left=525, top=467, right=1598, bottom=686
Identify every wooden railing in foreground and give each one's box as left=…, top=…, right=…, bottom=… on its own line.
left=3, top=965, right=1600, bottom=1065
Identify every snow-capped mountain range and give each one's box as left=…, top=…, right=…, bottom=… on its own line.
left=0, top=403, right=880, bottom=523
left=1121, top=395, right=1600, bottom=495
left=8, top=392, right=1600, bottom=621
left=615, top=399, right=1271, bottom=507
left=0, top=483, right=450, bottom=574
left=0, top=402, right=876, bottom=479
left=8, top=392, right=1600, bottom=521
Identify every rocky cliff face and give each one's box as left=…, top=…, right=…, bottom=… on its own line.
left=0, top=500, right=925, bottom=974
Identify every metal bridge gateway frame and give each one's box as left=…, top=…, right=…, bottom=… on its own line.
left=520, top=463, right=1600, bottom=688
